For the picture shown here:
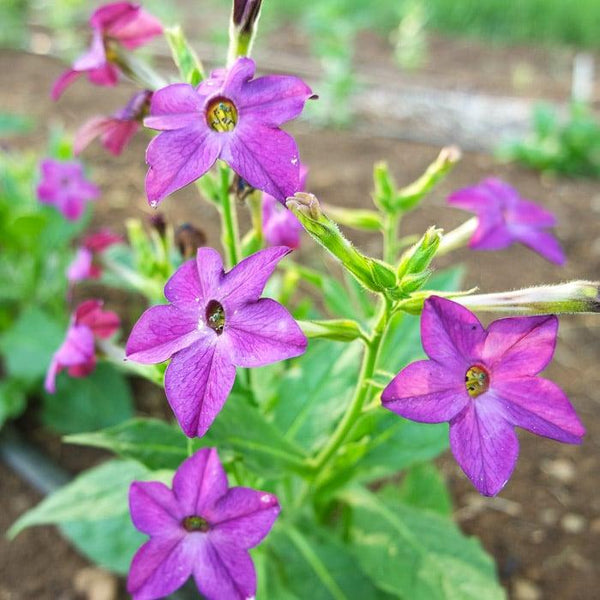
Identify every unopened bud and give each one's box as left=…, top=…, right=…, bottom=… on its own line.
left=399, top=270, right=432, bottom=294
left=372, top=162, right=396, bottom=213
left=229, top=0, right=263, bottom=63
left=175, top=223, right=207, bottom=259
left=397, top=226, right=442, bottom=279
left=322, top=204, right=382, bottom=232
left=149, top=213, right=167, bottom=238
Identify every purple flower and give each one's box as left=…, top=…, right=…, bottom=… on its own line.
left=45, top=300, right=120, bottom=393
left=51, top=2, right=162, bottom=100
left=128, top=447, right=279, bottom=600
left=126, top=246, right=307, bottom=437
left=381, top=296, right=585, bottom=496
left=143, top=57, right=313, bottom=205
left=262, top=164, right=306, bottom=248
left=75, top=90, right=153, bottom=156
left=37, top=158, right=99, bottom=220
left=67, top=229, right=123, bottom=284
left=447, top=177, right=565, bottom=264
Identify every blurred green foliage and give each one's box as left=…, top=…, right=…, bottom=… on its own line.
left=499, top=102, right=600, bottom=177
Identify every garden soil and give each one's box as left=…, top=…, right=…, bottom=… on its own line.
left=1, top=31, right=600, bottom=600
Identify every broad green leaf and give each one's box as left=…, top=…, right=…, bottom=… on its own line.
left=0, top=378, right=27, bottom=427
left=65, top=418, right=189, bottom=471
left=272, top=340, right=361, bottom=452
left=42, top=363, right=134, bottom=434
left=61, top=514, right=145, bottom=574
left=9, top=460, right=152, bottom=537
left=266, top=522, right=394, bottom=600
left=340, top=487, right=506, bottom=600
left=0, top=306, right=64, bottom=382
left=205, top=395, right=309, bottom=477
left=165, top=25, right=205, bottom=85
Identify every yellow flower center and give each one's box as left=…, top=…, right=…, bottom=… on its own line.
left=206, top=98, right=238, bottom=132
left=182, top=515, right=210, bottom=532
left=465, top=365, right=489, bottom=398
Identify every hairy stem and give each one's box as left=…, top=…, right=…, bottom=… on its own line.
left=382, top=212, right=401, bottom=265
left=218, top=165, right=241, bottom=267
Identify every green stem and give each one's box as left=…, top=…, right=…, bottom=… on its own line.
left=383, top=212, right=401, bottom=265
left=187, top=437, right=194, bottom=457
left=309, top=299, right=390, bottom=477
left=218, top=165, right=241, bottom=267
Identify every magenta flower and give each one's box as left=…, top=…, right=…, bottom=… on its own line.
left=75, top=90, right=152, bottom=156
left=126, top=246, right=307, bottom=437
left=37, top=158, right=99, bottom=220
left=51, top=2, right=162, bottom=100
left=67, top=229, right=123, bottom=284
left=45, top=300, right=120, bottom=393
left=381, top=296, right=585, bottom=496
left=262, top=164, right=307, bottom=248
left=128, top=447, right=280, bottom=600
left=143, top=57, right=313, bottom=205
left=447, top=177, right=565, bottom=264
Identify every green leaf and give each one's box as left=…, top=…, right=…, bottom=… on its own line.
left=42, top=363, right=134, bottom=434
left=272, top=340, right=361, bottom=452
left=9, top=460, right=151, bottom=538
left=165, top=25, right=205, bottom=85
left=266, top=522, right=394, bottom=600
left=340, top=487, right=506, bottom=600
left=61, top=514, right=145, bottom=575
left=0, top=378, right=27, bottom=428
left=0, top=113, right=34, bottom=137
left=205, top=395, right=309, bottom=477
left=0, top=306, right=64, bottom=382
left=65, top=418, right=189, bottom=471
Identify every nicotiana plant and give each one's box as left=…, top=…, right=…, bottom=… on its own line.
left=8, top=2, right=600, bottom=599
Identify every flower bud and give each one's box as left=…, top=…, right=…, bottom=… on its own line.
left=175, top=223, right=207, bottom=259
left=297, top=319, right=366, bottom=342
left=397, top=226, right=442, bottom=279
left=322, top=203, right=382, bottom=232
left=229, top=0, right=263, bottom=63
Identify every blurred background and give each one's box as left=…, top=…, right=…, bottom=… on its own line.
left=1, top=1, right=599, bottom=599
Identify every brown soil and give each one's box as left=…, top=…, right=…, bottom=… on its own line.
left=2, top=26, right=600, bottom=600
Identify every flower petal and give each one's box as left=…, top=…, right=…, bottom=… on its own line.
left=75, top=300, right=119, bottom=338
left=145, top=84, right=204, bottom=131
left=127, top=535, right=194, bottom=600
left=209, top=487, right=280, bottom=550
left=449, top=400, right=519, bottom=496
left=74, top=117, right=114, bottom=155
left=220, top=57, right=256, bottom=99
left=421, top=296, right=486, bottom=369
left=51, top=69, right=82, bottom=101
left=129, top=481, right=181, bottom=536
left=145, top=125, right=222, bottom=204
left=172, top=448, right=228, bottom=516
left=469, top=217, right=513, bottom=250
left=240, top=74, right=313, bottom=126
left=222, top=124, right=300, bottom=202
left=482, top=314, right=558, bottom=377
left=219, top=246, right=290, bottom=306
left=507, top=198, right=556, bottom=227
left=164, top=338, right=236, bottom=437
left=126, top=304, right=201, bottom=364
left=512, top=228, right=566, bottom=265
left=225, top=298, right=306, bottom=367
left=382, top=359, right=468, bottom=423
left=194, top=542, right=255, bottom=600
left=491, top=377, right=585, bottom=443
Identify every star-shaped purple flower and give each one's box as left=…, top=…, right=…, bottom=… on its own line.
left=51, top=2, right=162, bottom=100
left=75, top=90, right=153, bottom=156
left=381, top=296, right=585, bottom=496
left=126, top=246, right=307, bottom=437
left=128, top=447, right=280, bottom=600
left=143, top=57, right=313, bottom=205
left=45, top=300, right=120, bottom=393
left=447, top=177, right=565, bottom=265
left=262, top=164, right=306, bottom=249
left=67, top=229, right=123, bottom=284
left=37, top=158, right=100, bottom=221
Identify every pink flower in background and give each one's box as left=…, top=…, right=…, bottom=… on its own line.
left=37, top=158, right=99, bottom=220
left=51, top=2, right=162, bottom=100
left=447, top=177, right=565, bottom=264
left=75, top=90, right=153, bottom=156
left=126, top=246, right=307, bottom=437
left=128, top=447, right=280, bottom=600
left=262, top=164, right=307, bottom=248
left=144, top=57, right=313, bottom=205
left=381, top=296, right=584, bottom=496
left=45, top=300, right=120, bottom=393
left=67, top=229, right=123, bottom=284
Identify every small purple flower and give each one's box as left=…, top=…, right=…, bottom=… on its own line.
left=128, top=447, right=280, bottom=600
left=37, top=158, right=99, bottom=220
left=381, top=296, right=585, bottom=496
left=143, top=57, right=313, bottom=205
left=447, top=177, right=565, bottom=264
left=262, top=164, right=306, bottom=248
left=51, top=2, right=162, bottom=100
left=126, top=246, right=307, bottom=437
left=67, top=229, right=123, bottom=284
left=75, top=90, right=152, bottom=156
left=45, top=300, right=120, bottom=393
